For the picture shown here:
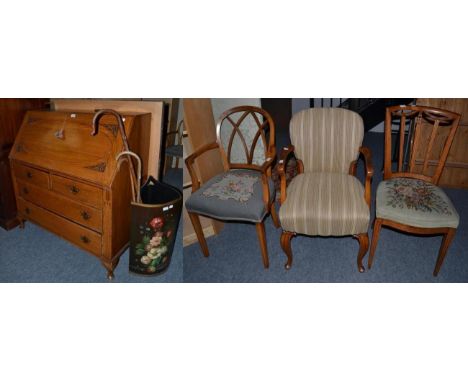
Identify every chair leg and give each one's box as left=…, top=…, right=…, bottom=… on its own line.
left=255, top=221, right=269, bottom=269
left=270, top=201, right=280, bottom=228
left=188, top=212, right=210, bottom=257
left=433, top=228, right=456, bottom=277
left=280, top=231, right=294, bottom=270
left=354, top=233, right=369, bottom=273
left=368, top=218, right=383, bottom=269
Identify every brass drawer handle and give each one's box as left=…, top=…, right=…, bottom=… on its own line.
left=69, top=185, right=80, bottom=194
left=80, top=211, right=90, bottom=220
left=26, top=171, right=33, bottom=179
left=80, top=235, right=90, bottom=244
left=23, top=187, right=29, bottom=195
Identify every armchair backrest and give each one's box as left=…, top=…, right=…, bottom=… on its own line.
left=290, top=108, right=364, bottom=173
left=216, top=106, right=275, bottom=170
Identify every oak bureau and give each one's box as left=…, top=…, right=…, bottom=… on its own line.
left=9, top=110, right=151, bottom=279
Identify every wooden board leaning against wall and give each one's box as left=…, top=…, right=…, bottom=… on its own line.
left=416, top=99, right=468, bottom=189
left=182, top=99, right=225, bottom=246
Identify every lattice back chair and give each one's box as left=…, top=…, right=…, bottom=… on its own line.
left=185, top=106, right=279, bottom=268
left=278, top=108, right=374, bottom=272
left=369, top=105, right=461, bottom=276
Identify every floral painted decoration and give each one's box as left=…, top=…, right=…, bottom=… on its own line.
left=385, top=178, right=452, bottom=215
left=202, top=173, right=258, bottom=202
left=134, top=216, right=174, bottom=273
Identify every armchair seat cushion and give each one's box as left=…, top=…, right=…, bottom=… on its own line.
left=186, top=169, right=275, bottom=223
left=279, top=173, right=370, bottom=236
left=376, top=177, right=459, bottom=228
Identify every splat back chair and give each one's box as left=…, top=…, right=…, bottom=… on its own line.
left=369, top=105, right=461, bottom=276
left=185, top=106, right=279, bottom=268
left=278, top=108, right=373, bottom=272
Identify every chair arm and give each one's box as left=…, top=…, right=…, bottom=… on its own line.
left=278, top=145, right=295, bottom=204
left=359, top=146, right=374, bottom=207
left=185, top=141, right=219, bottom=192
left=259, top=148, right=276, bottom=174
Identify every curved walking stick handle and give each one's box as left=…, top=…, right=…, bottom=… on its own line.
left=116, top=151, right=142, bottom=189
left=91, top=109, right=125, bottom=137
left=115, top=151, right=141, bottom=203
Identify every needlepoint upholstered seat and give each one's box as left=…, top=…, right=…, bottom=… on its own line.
left=185, top=106, right=279, bottom=268
left=369, top=105, right=461, bottom=276
left=278, top=108, right=374, bottom=272
left=185, top=169, right=275, bottom=222
left=376, top=178, right=459, bottom=229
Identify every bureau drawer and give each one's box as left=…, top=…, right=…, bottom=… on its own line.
left=50, top=174, right=102, bottom=209
left=12, top=162, right=49, bottom=189
left=17, top=180, right=102, bottom=233
left=17, top=198, right=102, bottom=256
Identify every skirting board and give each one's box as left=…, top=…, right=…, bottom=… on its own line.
left=183, top=225, right=215, bottom=247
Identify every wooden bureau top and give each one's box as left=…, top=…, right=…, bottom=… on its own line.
left=9, top=110, right=150, bottom=187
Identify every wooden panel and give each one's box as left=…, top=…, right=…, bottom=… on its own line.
left=17, top=180, right=102, bottom=233
left=183, top=99, right=224, bottom=181
left=0, top=99, right=49, bottom=230
left=17, top=198, right=102, bottom=256
left=416, top=99, right=468, bottom=188
left=12, top=161, right=50, bottom=189
left=50, top=174, right=103, bottom=209
left=51, top=99, right=163, bottom=180
left=183, top=98, right=224, bottom=241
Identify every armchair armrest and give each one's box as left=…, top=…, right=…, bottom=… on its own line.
left=359, top=146, right=374, bottom=207
left=259, top=148, right=276, bottom=174
left=185, top=141, right=219, bottom=192
left=278, top=145, right=295, bottom=204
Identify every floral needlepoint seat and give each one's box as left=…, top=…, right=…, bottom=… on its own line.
left=368, top=105, right=462, bottom=277
left=185, top=106, right=279, bottom=268
left=186, top=169, right=275, bottom=222
left=376, top=178, right=459, bottom=229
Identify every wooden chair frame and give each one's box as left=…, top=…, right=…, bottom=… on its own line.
left=185, top=106, right=279, bottom=268
left=164, top=119, right=184, bottom=170
left=277, top=142, right=374, bottom=272
left=369, top=105, right=461, bottom=276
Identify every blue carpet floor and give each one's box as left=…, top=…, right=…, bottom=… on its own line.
left=183, top=133, right=468, bottom=282
left=0, top=168, right=183, bottom=283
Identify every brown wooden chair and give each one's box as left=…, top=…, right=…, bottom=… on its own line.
left=369, top=105, right=461, bottom=276
left=278, top=108, right=374, bottom=272
left=164, top=119, right=184, bottom=174
left=185, top=105, right=279, bottom=268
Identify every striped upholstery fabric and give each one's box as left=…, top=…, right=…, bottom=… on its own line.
left=290, top=108, right=364, bottom=173
left=279, top=173, right=370, bottom=236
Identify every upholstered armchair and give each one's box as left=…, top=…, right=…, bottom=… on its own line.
left=278, top=108, right=373, bottom=272
left=185, top=106, right=279, bottom=268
